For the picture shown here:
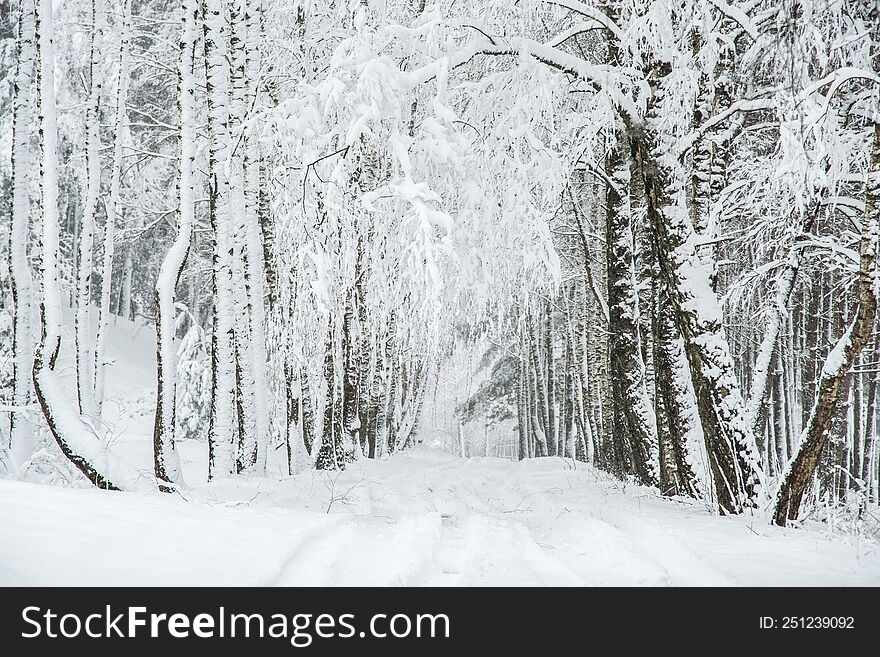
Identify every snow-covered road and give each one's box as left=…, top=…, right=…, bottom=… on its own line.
left=2, top=450, right=879, bottom=586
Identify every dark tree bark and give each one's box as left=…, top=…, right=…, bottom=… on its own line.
left=654, top=283, right=698, bottom=498
left=606, top=133, right=657, bottom=485
left=316, top=327, right=346, bottom=470
left=544, top=301, right=558, bottom=456
left=341, top=289, right=361, bottom=455
left=635, top=82, right=761, bottom=513
left=774, top=122, right=880, bottom=525
left=300, top=364, right=316, bottom=454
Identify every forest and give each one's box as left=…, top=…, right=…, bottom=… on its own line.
left=1, top=0, right=880, bottom=586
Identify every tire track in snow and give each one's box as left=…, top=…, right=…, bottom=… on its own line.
left=529, top=513, right=674, bottom=586
left=594, top=507, right=736, bottom=586
left=275, top=513, right=443, bottom=586
left=427, top=513, right=586, bottom=586
left=271, top=518, right=359, bottom=586
left=9, top=451, right=875, bottom=586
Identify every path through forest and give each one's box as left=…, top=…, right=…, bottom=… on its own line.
left=3, top=449, right=879, bottom=586
left=2, top=312, right=878, bottom=586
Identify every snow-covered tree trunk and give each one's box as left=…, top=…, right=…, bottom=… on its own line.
left=862, top=350, right=878, bottom=501
left=606, top=135, right=658, bottom=485
left=94, top=0, right=132, bottom=413
left=241, top=0, right=271, bottom=473
left=285, top=363, right=309, bottom=474
left=8, top=0, right=37, bottom=467
left=543, top=302, right=557, bottom=457
left=258, top=156, right=277, bottom=303
left=561, top=315, right=575, bottom=458
left=527, top=311, right=549, bottom=457
left=516, top=354, right=528, bottom=460
left=203, top=0, right=237, bottom=479
left=119, top=245, right=133, bottom=320
left=379, top=324, right=399, bottom=457
left=395, top=357, right=429, bottom=452
left=774, top=121, right=880, bottom=526
left=33, top=0, right=144, bottom=492
left=300, top=363, right=316, bottom=455
left=359, top=334, right=377, bottom=457
left=95, top=0, right=131, bottom=410
left=341, top=290, right=361, bottom=455
left=687, top=31, right=733, bottom=291
left=654, top=283, right=699, bottom=498
left=638, top=108, right=762, bottom=513
left=567, top=289, right=591, bottom=462
left=227, top=0, right=257, bottom=473
left=569, top=177, right=605, bottom=463
left=316, top=326, right=346, bottom=469
left=354, top=237, right=374, bottom=457
left=152, top=0, right=198, bottom=487
left=74, top=0, right=107, bottom=419
left=373, top=336, right=392, bottom=459
left=745, top=210, right=818, bottom=438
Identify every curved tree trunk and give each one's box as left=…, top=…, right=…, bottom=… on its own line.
left=33, top=0, right=144, bottom=492
left=773, top=122, right=880, bottom=526
left=746, top=210, right=818, bottom=438
left=153, top=0, right=198, bottom=487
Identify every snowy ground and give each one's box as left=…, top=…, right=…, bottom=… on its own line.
left=3, top=310, right=880, bottom=586
left=3, top=449, right=880, bottom=586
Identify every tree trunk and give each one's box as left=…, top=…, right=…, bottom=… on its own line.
left=74, top=0, right=106, bottom=419
left=229, top=0, right=255, bottom=473
left=341, top=289, right=362, bottom=457
left=300, top=364, right=316, bottom=455
left=746, top=210, right=818, bottom=437
left=637, top=108, right=761, bottom=513
left=654, top=282, right=699, bottom=498
left=316, top=327, right=346, bottom=469
left=544, top=301, right=557, bottom=457
left=8, top=0, right=37, bottom=467
left=33, top=0, right=143, bottom=492
left=606, top=134, right=658, bottom=485
left=153, top=0, right=197, bottom=487
left=773, top=122, right=880, bottom=526
left=94, top=0, right=132, bottom=414
left=204, top=0, right=237, bottom=479
left=242, top=0, right=271, bottom=473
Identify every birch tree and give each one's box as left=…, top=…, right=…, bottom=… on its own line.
left=6, top=0, right=879, bottom=526
left=32, top=0, right=144, bottom=492
left=774, top=93, right=880, bottom=526
left=153, top=0, right=198, bottom=487
left=74, top=0, right=106, bottom=419
left=8, top=0, right=37, bottom=467
left=94, top=0, right=132, bottom=413
left=203, top=0, right=237, bottom=479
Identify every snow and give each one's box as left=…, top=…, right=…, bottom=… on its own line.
left=4, top=294, right=880, bottom=586
left=706, top=0, right=758, bottom=41
left=3, top=454, right=879, bottom=586
left=6, top=0, right=880, bottom=596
